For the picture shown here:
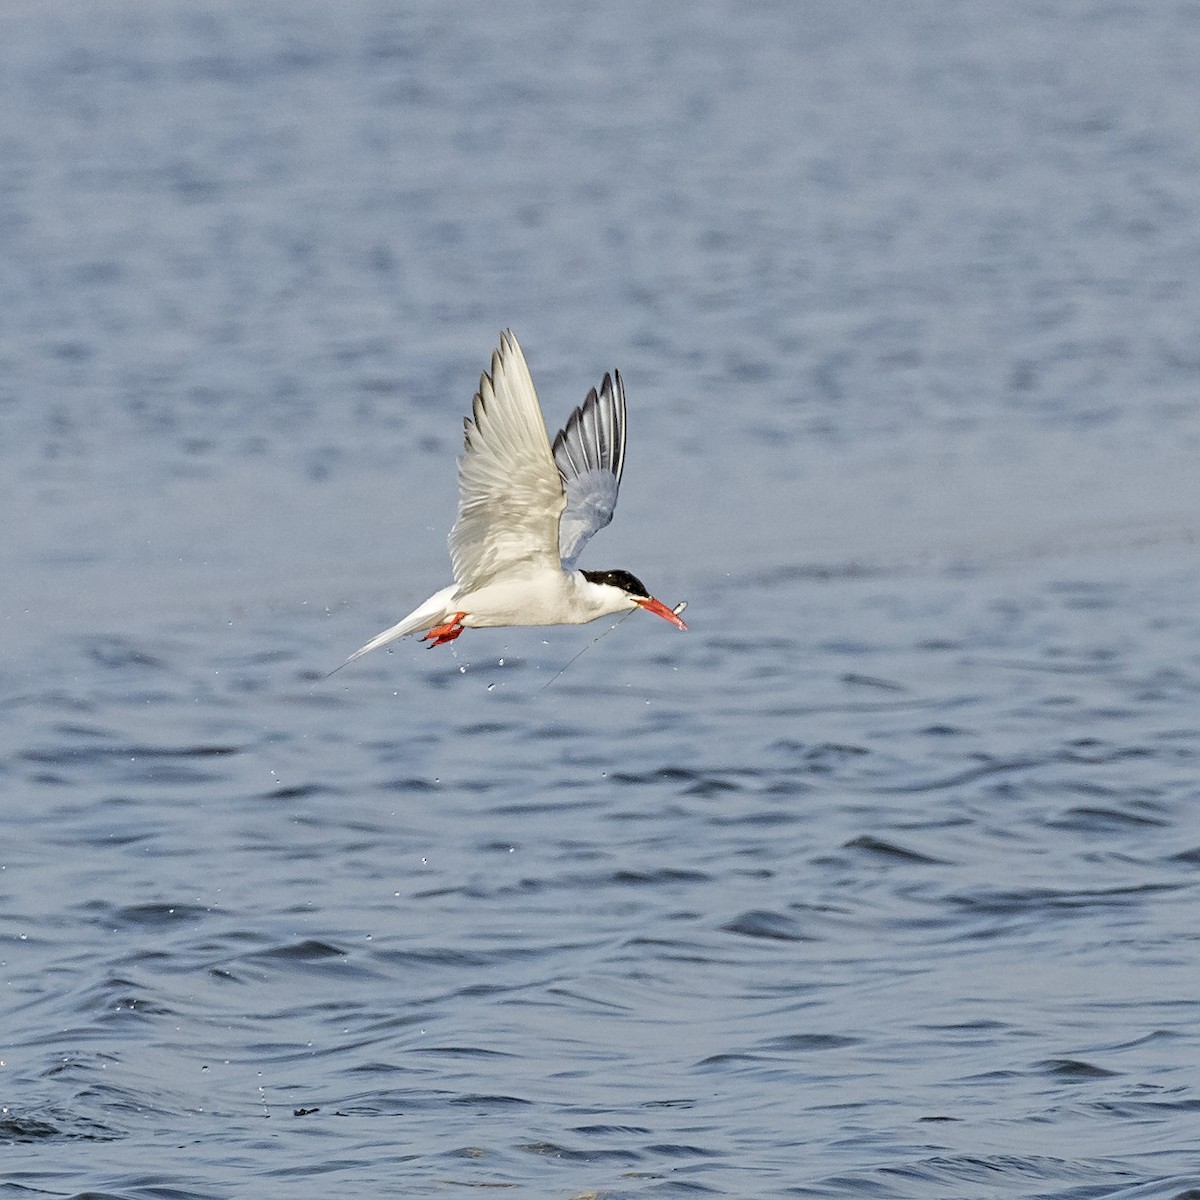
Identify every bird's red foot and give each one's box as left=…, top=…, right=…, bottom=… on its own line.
left=422, top=613, right=468, bottom=648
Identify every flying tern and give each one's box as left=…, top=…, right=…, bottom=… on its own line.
left=338, top=330, right=686, bottom=669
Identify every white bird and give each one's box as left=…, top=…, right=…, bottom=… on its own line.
left=338, top=330, right=687, bottom=670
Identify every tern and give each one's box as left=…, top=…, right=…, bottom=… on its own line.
left=338, top=330, right=687, bottom=669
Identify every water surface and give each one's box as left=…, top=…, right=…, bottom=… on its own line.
left=3, top=3, right=1200, bottom=1197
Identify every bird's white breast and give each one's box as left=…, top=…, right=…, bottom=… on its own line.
left=461, top=570, right=626, bottom=628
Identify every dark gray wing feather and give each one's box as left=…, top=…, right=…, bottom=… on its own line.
left=552, top=370, right=627, bottom=568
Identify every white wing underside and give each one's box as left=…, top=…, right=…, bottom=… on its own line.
left=449, top=331, right=565, bottom=593
left=553, top=370, right=627, bottom=568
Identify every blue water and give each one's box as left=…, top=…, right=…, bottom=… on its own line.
left=4, top=3, right=1200, bottom=1197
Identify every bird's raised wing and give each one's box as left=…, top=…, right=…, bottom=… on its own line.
left=449, top=330, right=566, bottom=593
left=552, top=370, right=627, bottom=569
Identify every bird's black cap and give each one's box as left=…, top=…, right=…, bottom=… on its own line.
left=581, top=568, right=649, bottom=598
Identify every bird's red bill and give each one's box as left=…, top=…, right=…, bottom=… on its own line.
left=637, top=597, right=688, bottom=630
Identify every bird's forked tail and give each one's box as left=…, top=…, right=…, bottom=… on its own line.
left=329, top=584, right=459, bottom=675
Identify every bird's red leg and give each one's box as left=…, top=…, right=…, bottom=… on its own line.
left=422, top=612, right=468, bottom=648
